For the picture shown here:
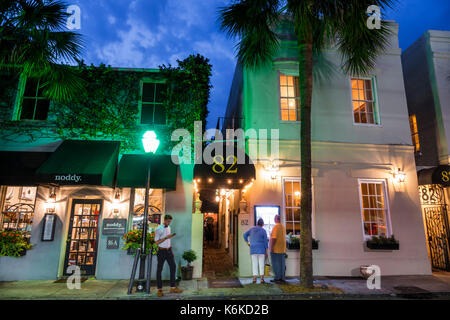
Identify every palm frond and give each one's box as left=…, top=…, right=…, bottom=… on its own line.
left=335, top=0, right=394, bottom=76
left=40, top=63, right=85, bottom=102
left=218, top=0, right=281, bottom=68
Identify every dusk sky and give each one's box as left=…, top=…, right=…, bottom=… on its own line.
left=70, top=0, right=450, bottom=129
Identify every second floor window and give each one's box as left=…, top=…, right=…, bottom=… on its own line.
left=141, top=82, right=167, bottom=125
left=351, top=77, right=379, bottom=125
left=409, top=114, right=420, bottom=152
left=20, top=78, right=50, bottom=120
left=280, top=75, right=300, bottom=121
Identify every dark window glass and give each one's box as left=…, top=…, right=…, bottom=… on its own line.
left=142, top=83, right=155, bottom=103
left=153, top=105, right=166, bottom=125
left=20, top=99, right=36, bottom=119
left=155, top=84, right=167, bottom=103
left=24, top=78, right=38, bottom=97
left=20, top=78, right=50, bottom=120
left=35, top=99, right=50, bottom=120
left=141, top=104, right=154, bottom=124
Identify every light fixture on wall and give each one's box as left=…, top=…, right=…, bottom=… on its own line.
left=264, top=161, right=279, bottom=180
left=112, top=188, right=121, bottom=214
left=45, top=187, right=57, bottom=213
left=392, top=168, right=406, bottom=183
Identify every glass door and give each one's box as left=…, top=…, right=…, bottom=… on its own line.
left=63, top=199, right=102, bottom=276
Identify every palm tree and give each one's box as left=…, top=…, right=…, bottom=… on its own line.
left=219, top=0, right=396, bottom=288
left=0, top=0, right=84, bottom=102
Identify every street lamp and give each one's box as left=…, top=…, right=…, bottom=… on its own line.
left=136, top=130, right=159, bottom=293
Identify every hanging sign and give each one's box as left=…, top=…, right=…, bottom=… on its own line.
left=102, top=218, right=127, bottom=235
left=41, top=214, right=57, bottom=241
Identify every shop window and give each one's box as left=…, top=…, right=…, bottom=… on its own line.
left=351, top=77, right=379, bottom=125
left=280, top=75, right=300, bottom=121
left=19, top=78, right=50, bottom=120
left=131, top=188, right=164, bottom=231
left=358, top=180, right=390, bottom=239
left=409, top=114, right=420, bottom=152
left=0, top=186, right=37, bottom=235
left=141, top=82, right=167, bottom=125
left=283, top=179, right=301, bottom=235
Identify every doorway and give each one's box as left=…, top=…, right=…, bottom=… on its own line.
left=419, top=185, right=450, bottom=271
left=63, top=199, right=102, bottom=276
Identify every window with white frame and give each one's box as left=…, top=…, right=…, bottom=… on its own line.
left=283, top=179, right=301, bottom=235
left=140, top=82, right=167, bottom=125
left=359, top=180, right=390, bottom=238
left=351, top=77, right=379, bottom=125
left=280, top=75, right=300, bottom=121
left=19, top=77, right=50, bottom=120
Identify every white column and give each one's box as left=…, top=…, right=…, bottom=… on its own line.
left=238, top=198, right=252, bottom=277
left=190, top=193, right=203, bottom=279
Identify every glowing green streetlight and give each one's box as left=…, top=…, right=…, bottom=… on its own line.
left=142, top=130, right=160, bottom=154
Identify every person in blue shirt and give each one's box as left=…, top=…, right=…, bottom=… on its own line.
left=243, top=218, right=269, bottom=284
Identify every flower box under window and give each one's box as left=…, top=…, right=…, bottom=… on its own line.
left=366, top=241, right=399, bottom=250
left=366, top=235, right=399, bottom=250
left=286, top=239, right=319, bottom=250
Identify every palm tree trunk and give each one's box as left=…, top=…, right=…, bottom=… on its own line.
left=298, top=33, right=314, bottom=289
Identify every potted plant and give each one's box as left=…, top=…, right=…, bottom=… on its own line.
left=0, top=230, right=32, bottom=257
left=121, top=229, right=158, bottom=256
left=181, top=249, right=197, bottom=280
left=366, top=235, right=399, bottom=250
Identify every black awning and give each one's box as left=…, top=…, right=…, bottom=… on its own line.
left=418, top=165, right=450, bottom=186
left=36, top=140, right=120, bottom=186
left=116, top=154, right=177, bottom=189
left=0, top=151, right=52, bottom=186
left=193, top=142, right=256, bottom=189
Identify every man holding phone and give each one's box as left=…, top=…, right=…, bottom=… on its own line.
left=155, top=214, right=183, bottom=297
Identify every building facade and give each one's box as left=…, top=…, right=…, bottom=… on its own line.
left=221, top=20, right=431, bottom=277
left=0, top=67, right=197, bottom=281
left=402, top=30, right=450, bottom=271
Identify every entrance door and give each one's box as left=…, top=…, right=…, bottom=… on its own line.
left=424, top=206, right=450, bottom=271
left=63, top=199, right=102, bottom=276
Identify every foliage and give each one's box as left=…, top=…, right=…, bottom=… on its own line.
left=51, top=62, right=142, bottom=152
left=0, top=0, right=84, bottom=102
left=182, top=249, right=197, bottom=266
left=0, top=55, right=212, bottom=154
left=368, top=234, right=398, bottom=245
left=0, top=230, right=32, bottom=257
left=158, top=54, right=212, bottom=154
left=121, top=229, right=158, bottom=255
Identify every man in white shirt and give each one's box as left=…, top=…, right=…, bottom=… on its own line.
left=154, top=214, right=183, bottom=297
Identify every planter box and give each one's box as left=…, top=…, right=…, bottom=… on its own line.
left=286, top=240, right=319, bottom=250
left=181, top=266, right=194, bottom=280
left=366, top=241, right=399, bottom=250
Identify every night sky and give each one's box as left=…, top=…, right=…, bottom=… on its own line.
left=70, top=0, right=450, bottom=129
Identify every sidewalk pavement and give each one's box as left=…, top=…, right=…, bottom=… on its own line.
left=1, top=273, right=450, bottom=300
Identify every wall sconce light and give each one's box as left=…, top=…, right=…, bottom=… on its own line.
left=392, top=168, right=406, bottom=183
left=215, top=196, right=220, bottom=202
left=112, top=189, right=121, bottom=214
left=265, top=162, right=279, bottom=180
left=45, top=188, right=57, bottom=213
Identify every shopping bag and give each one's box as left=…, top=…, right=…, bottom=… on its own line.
left=264, top=255, right=271, bottom=277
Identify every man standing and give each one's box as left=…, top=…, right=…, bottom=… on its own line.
left=154, top=214, right=183, bottom=297
left=269, top=214, right=286, bottom=283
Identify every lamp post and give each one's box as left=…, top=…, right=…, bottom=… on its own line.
left=136, top=130, right=160, bottom=293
